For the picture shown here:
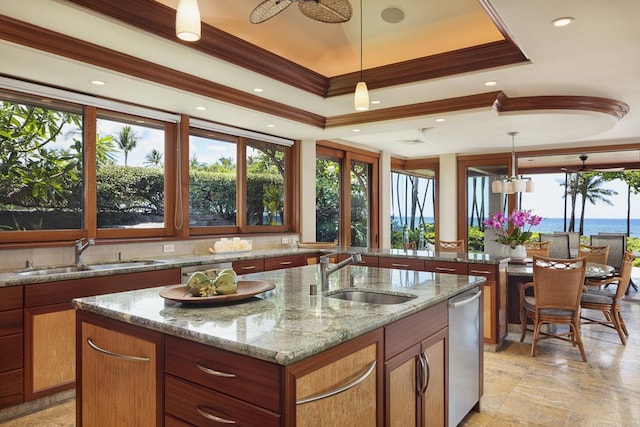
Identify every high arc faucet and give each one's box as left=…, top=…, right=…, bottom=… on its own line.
left=75, top=238, right=95, bottom=267
left=319, top=253, right=363, bottom=290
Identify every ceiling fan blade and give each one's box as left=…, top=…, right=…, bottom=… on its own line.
left=298, top=0, right=352, bottom=23
left=594, top=167, right=625, bottom=172
left=250, top=0, right=293, bottom=24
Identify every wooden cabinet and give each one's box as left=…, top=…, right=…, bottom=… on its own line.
left=0, top=285, right=23, bottom=409
left=384, top=301, right=448, bottom=427
left=337, top=253, right=379, bottom=267
left=23, top=268, right=180, bottom=400
left=379, top=256, right=424, bottom=271
left=286, top=330, right=382, bottom=427
left=233, top=258, right=265, bottom=274
left=424, top=260, right=467, bottom=275
left=468, top=262, right=507, bottom=347
left=77, top=312, right=162, bottom=427
left=165, top=335, right=281, bottom=426
left=264, top=254, right=308, bottom=271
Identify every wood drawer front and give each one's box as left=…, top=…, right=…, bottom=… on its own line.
left=165, top=375, right=281, bottom=427
left=232, top=259, right=265, bottom=274
left=0, top=334, right=23, bottom=372
left=0, top=369, right=23, bottom=409
left=424, top=260, right=468, bottom=275
left=25, top=268, right=181, bottom=307
left=337, top=254, right=379, bottom=267
left=467, top=264, right=497, bottom=281
left=0, top=286, right=23, bottom=311
left=165, top=335, right=281, bottom=412
left=165, top=414, right=192, bottom=427
left=384, top=301, right=447, bottom=360
left=378, top=257, right=424, bottom=271
left=0, top=309, right=22, bottom=336
left=264, top=254, right=307, bottom=271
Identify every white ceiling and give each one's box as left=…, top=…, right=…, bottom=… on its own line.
left=1, top=0, right=639, bottom=164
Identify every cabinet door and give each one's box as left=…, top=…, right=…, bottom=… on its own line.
left=421, top=328, right=447, bottom=427
left=24, top=304, right=75, bottom=400
left=289, top=331, right=382, bottom=427
left=386, top=344, right=421, bottom=427
left=78, top=315, right=162, bottom=427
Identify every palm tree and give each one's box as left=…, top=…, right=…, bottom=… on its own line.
left=560, top=173, right=580, bottom=232
left=577, top=173, right=617, bottom=235
left=144, top=149, right=163, bottom=167
left=114, top=125, right=138, bottom=166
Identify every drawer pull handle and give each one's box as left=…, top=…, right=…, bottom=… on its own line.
left=86, top=338, right=149, bottom=362
left=469, top=269, right=491, bottom=275
left=196, top=363, right=236, bottom=378
left=391, top=263, right=410, bottom=268
left=435, top=267, right=455, bottom=272
left=240, top=266, right=257, bottom=270
left=296, top=360, right=376, bottom=405
left=422, top=353, right=431, bottom=394
left=279, top=261, right=293, bottom=265
left=196, top=406, right=236, bottom=424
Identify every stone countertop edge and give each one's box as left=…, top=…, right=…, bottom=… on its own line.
left=0, top=246, right=507, bottom=287
left=72, top=265, right=486, bottom=366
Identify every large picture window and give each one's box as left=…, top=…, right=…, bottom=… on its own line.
left=0, top=92, right=83, bottom=233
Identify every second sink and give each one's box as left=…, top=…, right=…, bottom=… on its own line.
left=327, top=289, right=417, bottom=305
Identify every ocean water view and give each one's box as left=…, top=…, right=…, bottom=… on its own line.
left=392, top=217, right=640, bottom=238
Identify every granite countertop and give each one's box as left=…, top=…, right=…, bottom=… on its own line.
left=0, top=246, right=507, bottom=288
left=72, top=264, right=485, bottom=365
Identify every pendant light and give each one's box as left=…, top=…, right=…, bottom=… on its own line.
left=176, top=0, right=201, bottom=42
left=353, top=0, right=369, bottom=111
left=491, top=131, right=535, bottom=194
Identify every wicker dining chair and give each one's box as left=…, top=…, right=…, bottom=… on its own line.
left=524, top=241, right=551, bottom=258
left=578, top=244, right=609, bottom=265
left=581, top=251, right=634, bottom=345
left=437, top=239, right=465, bottom=252
left=519, top=256, right=588, bottom=361
left=540, top=233, right=571, bottom=258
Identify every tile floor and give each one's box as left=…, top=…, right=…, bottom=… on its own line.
left=2, top=293, right=639, bottom=427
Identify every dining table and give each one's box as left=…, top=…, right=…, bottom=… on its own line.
left=505, top=261, right=615, bottom=326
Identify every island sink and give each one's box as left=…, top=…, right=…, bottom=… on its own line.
left=327, top=289, right=417, bottom=305
left=15, top=260, right=162, bottom=277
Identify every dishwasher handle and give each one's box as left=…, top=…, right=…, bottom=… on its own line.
left=448, top=289, right=481, bottom=309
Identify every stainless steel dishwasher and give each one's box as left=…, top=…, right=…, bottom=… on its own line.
left=448, top=287, right=482, bottom=427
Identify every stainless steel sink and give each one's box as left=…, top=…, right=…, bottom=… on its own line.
left=327, top=290, right=417, bottom=305
left=15, top=260, right=162, bottom=276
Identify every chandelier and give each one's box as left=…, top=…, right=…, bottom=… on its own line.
left=491, top=131, right=535, bottom=194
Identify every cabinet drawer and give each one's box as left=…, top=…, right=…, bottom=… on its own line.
left=232, top=259, right=265, bottom=274
left=0, top=369, right=23, bottom=409
left=165, top=375, right=280, bottom=427
left=424, top=260, right=467, bottom=275
left=0, top=286, right=23, bottom=311
left=467, top=264, right=497, bottom=281
left=0, top=309, right=22, bottom=336
left=378, top=257, right=424, bottom=271
left=264, top=254, right=307, bottom=271
left=165, top=336, right=281, bottom=412
left=0, top=334, right=23, bottom=372
left=384, top=301, right=447, bottom=360
left=337, top=254, right=379, bottom=267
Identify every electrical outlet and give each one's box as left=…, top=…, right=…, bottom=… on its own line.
left=281, top=237, right=289, bottom=245
left=163, top=244, right=175, bottom=253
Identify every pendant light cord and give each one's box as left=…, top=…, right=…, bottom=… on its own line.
left=359, top=0, right=363, bottom=82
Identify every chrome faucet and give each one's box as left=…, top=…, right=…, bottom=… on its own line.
left=74, top=238, right=95, bottom=267
left=319, top=253, right=362, bottom=290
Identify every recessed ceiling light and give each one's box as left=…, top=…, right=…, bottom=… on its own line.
left=195, top=106, right=207, bottom=111
left=484, top=81, right=497, bottom=86
left=253, top=88, right=264, bottom=93
left=371, top=100, right=381, bottom=105
left=352, top=128, right=361, bottom=132
left=266, top=124, right=275, bottom=128
left=552, top=17, right=574, bottom=27
left=91, top=80, right=105, bottom=86
left=435, top=118, right=446, bottom=123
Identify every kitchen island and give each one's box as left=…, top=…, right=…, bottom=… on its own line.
left=73, top=264, right=485, bottom=426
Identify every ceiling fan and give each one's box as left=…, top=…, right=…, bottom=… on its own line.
left=397, top=128, right=434, bottom=145
left=250, top=0, right=352, bottom=24
left=561, top=154, right=625, bottom=173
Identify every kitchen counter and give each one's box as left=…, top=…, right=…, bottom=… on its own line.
left=0, top=245, right=506, bottom=288
left=72, top=264, right=485, bottom=365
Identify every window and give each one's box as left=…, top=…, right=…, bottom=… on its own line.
left=390, top=169, right=437, bottom=249
left=316, top=143, right=379, bottom=247
left=246, top=140, right=286, bottom=227
left=96, top=113, right=168, bottom=232
left=0, top=92, right=83, bottom=235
